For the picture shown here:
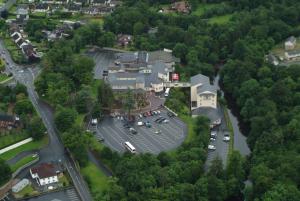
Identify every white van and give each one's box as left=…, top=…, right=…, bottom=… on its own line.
left=137, top=121, right=144, bottom=126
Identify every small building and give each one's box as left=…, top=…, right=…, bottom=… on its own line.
left=265, top=53, right=279, bottom=66
left=190, top=74, right=217, bottom=111
left=117, top=34, right=133, bottom=47
left=0, top=114, right=19, bottom=129
left=12, top=179, right=30, bottom=193
left=16, top=6, right=29, bottom=23
left=30, top=163, right=60, bottom=186
left=285, top=36, right=297, bottom=50
left=285, top=50, right=300, bottom=60
left=33, top=3, right=50, bottom=12
left=171, top=1, right=191, bottom=14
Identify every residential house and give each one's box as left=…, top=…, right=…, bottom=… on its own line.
left=91, top=0, right=108, bottom=6
left=265, top=53, right=279, bottom=66
left=16, top=6, right=29, bottom=23
left=285, top=50, right=300, bottom=60
left=171, top=1, right=191, bottom=14
left=66, top=3, right=82, bottom=13
left=30, top=163, right=61, bottom=186
left=285, top=36, right=297, bottom=50
left=11, top=32, right=22, bottom=43
left=117, top=34, right=133, bottom=47
left=0, top=114, right=19, bottom=129
left=21, top=44, right=42, bottom=60
left=190, top=74, right=217, bottom=112
left=33, top=3, right=50, bottom=12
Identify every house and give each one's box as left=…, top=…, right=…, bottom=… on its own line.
left=30, top=163, right=60, bottom=186
left=11, top=32, right=22, bottom=42
left=0, top=114, right=19, bottom=129
left=285, top=50, right=300, bottom=60
left=117, top=34, right=133, bottom=47
left=171, top=1, right=191, bottom=14
left=91, top=0, right=108, bottom=6
left=16, top=6, right=29, bottom=23
left=33, top=3, right=50, bottom=12
left=66, top=3, right=82, bottom=13
left=285, top=36, right=297, bottom=50
left=190, top=74, right=217, bottom=112
left=265, top=53, right=279, bottom=66
left=21, top=44, right=42, bottom=60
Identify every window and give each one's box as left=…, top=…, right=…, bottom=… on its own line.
left=192, top=101, right=197, bottom=107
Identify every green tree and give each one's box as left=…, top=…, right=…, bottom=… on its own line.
left=0, top=159, right=11, bottom=185
left=123, top=89, right=134, bottom=116
left=54, top=106, right=77, bottom=132
left=28, top=116, right=45, bottom=140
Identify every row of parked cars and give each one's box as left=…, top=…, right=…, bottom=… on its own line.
left=208, top=129, right=231, bottom=151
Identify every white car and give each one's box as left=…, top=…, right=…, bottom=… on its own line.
left=163, top=119, right=169, bottom=123
left=208, top=145, right=216, bottom=150
left=137, top=121, right=144, bottom=126
left=211, top=131, right=217, bottom=137
left=210, top=137, right=216, bottom=141
left=154, top=130, right=162, bottom=134
left=223, top=135, right=230, bottom=142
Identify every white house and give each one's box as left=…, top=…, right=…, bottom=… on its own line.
left=285, top=50, right=300, bottom=60
left=285, top=36, right=297, bottom=50
left=190, top=74, right=217, bottom=110
left=30, top=163, right=59, bottom=186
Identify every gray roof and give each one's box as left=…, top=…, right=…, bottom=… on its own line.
left=108, top=72, right=144, bottom=87
left=116, top=52, right=138, bottom=63
left=148, top=50, right=179, bottom=63
left=191, top=74, right=216, bottom=94
left=192, top=107, right=220, bottom=122
left=286, top=50, right=300, bottom=56
left=286, top=36, right=296, bottom=43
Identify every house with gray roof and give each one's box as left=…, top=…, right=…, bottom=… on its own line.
left=190, top=74, right=217, bottom=114
left=285, top=36, right=297, bottom=50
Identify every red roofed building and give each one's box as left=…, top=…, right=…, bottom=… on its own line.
left=171, top=1, right=191, bottom=14
left=30, top=163, right=59, bottom=186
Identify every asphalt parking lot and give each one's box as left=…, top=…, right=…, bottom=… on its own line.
left=92, top=109, right=187, bottom=154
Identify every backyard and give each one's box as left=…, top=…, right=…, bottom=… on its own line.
left=0, top=132, right=30, bottom=149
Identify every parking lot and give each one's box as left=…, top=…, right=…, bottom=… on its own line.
left=91, top=109, right=187, bottom=154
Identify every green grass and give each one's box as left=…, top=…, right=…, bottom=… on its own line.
left=14, top=184, right=38, bottom=198
left=0, top=133, right=30, bottom=149
left=0, top=74, right=10, bottom=82
left=192, top=3, right=219, bottom=16
left=75, top=114, right=85, bottom=127
left=10, top=154, right=38, bottom=172
left=0, top=136, right=48, bottom=161
left=81, top=162, right=109, bottom=194
left=208, top=14, right=232, bottom=25
left=179, top=114, right=195, bottom=144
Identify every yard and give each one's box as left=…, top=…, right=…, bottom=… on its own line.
left=0, top=136, right=48, bottom=161
left=192, top=3, right=220, bottom=16
left=81, top=162, right=109, bottom=195
left=10, top=154, right=38, bottom=172
left=0, top=132, right=30, bottom=150
left=0, top=73, right=11, bottom=82
left=13, top=184, right=39, bottom=199
left=208, top=14, right=233, bottom=25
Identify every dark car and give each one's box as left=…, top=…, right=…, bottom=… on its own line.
left=143, top=113, right=148, bottom=117
left=123, top=123, right=130, bottom=128
left=167, top=112, right=175, bottom=117
left=158, top=118, right=166, bottom=123
left=155, top=117, right=163, bottom=122
left=98, top=137, right=105, bottom=142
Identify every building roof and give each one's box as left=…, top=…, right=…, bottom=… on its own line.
left=148, top=50, right=179, bottom=63
left=191, top=74, right=216, bottom=94
left=286, top=36, right=296, bottom=43
left=108, top=72, right=145, bottom=87
left=0, top=114, right=15, bottom=122
left=191, top=107, right=220, bottom=122
left=31, top=163, right=57, bottom=179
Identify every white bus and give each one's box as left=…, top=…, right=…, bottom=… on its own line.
left=164, top=88, right=170, bottom=97
left=124, top=141, right=136, bottom=153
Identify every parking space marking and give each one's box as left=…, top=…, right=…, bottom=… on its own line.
left=138, top=126, right=170, bottom=150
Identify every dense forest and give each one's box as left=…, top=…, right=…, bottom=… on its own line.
left=33, top=0, right=300, bottom=200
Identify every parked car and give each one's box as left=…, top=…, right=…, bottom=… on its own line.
left=223, top=134, right=230, bottom=142
left=139, top=114, right=143, bottom=118
left=208, top=145, right=216, bottom=150
left=137, top=121, right=144, bottom=126
left=145, top=121, right=152, bottom=128
left=156, top=110, right=161, bottom=114
left=163, top=119, right=169, bottom=123
left=210, top=137, right=216, bottom=141
left=154, top=130, right=162, bottom=134
left=143, top=113, right=147, bottom=117
left=211, top=131, right=217, bottom=137
left=129, top=127, right=137, bottom=134
left=155, top=117, right=163, bottom=122
left=158, top=118, right=166, bottom=123
left=98, top=137, right=105, bottom=142
left=167, top=112, right=175, bottom=117
left=123, top=123, right=130, bottom=128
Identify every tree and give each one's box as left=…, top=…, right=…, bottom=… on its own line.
left=123, top=89, right=134, bottom=116
left=262, top=183, right=300, bottom=201
left=0, top=9, right=8, bottom=19
left=75, top=85, right=95, bottom=114
left=0, top=159, right=11, bottom=185
left=54, top=106, right=77, bottom=132
left=28, top=116, right=45, bottom=140
left=97, top=80, right=114, bottom=109
left=14, top=99, right=34, bottom=115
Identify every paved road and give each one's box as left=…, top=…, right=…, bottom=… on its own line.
left=89, top=50, right=115, bottom=79
left=91, top=109, right=187, bottom=154
left=0, top=40, right=92, bottom=201
left=6, top=150, right=36, bottom=166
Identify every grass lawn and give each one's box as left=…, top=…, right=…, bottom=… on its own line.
left=75, top=114, right=85, bottom=127
left=81, top=162, right=109, bottom=194
left=192, top=3, right=219, bottom=16
left=0, top=133, right=30, bottom=149
left=0, top=136, right=48, bottom=161
left=180, top=114, right=195, bottom=144
left=0, top=74, right=11, bottom=82
left=59, top=175, right=71, bottom=187
left=208, top=14, right=233, bottom=25
left=10, top=154, right=38, bottom=172
left=14, top=184, right=39, bottom=198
